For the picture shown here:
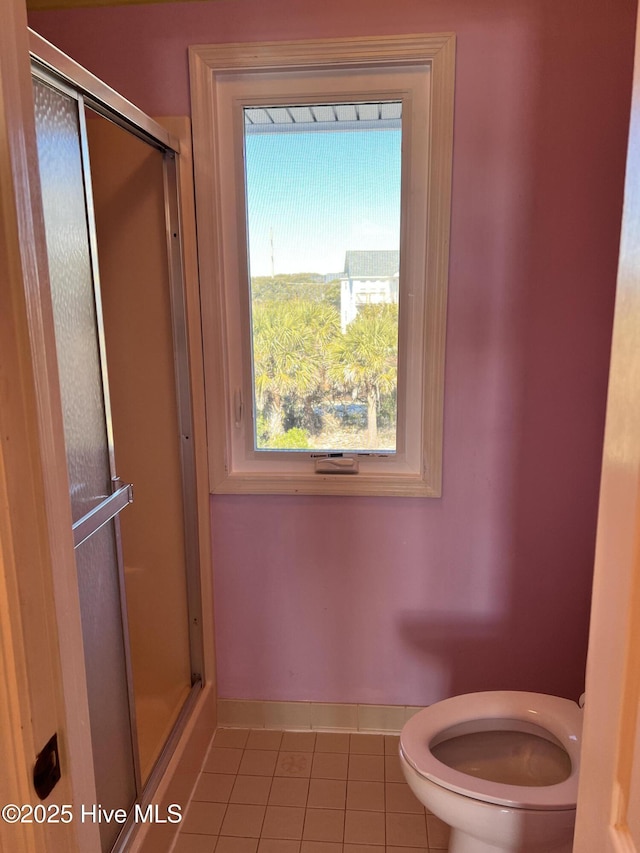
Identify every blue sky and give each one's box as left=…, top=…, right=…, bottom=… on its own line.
left=244, top=127, right=402, bottom=277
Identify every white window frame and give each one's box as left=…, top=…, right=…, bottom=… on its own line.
left=189, top=34, right=455, bottom=497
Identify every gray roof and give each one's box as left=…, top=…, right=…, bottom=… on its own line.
left=343, top=250, right=400, bottom=279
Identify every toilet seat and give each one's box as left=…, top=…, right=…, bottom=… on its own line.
left=400, top=691, right=582, bottom=811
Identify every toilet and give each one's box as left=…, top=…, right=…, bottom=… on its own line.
left=399, top=691, right=582, bottom=853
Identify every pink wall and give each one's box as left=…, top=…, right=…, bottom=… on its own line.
left=30, top=0, right=637, bottom=706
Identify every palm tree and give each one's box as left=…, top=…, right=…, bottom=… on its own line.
left=328, top=303, right=398, bottom=447
left=251, top=299, right=340, bottom=440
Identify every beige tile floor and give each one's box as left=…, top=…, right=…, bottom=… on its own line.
left=172, top=729, right=451, bottom=852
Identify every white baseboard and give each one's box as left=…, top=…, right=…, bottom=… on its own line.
left=217, top=699, right=424, bottom=733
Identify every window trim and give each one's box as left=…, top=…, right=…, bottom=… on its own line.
left=189, top=33, right=455, bottom=497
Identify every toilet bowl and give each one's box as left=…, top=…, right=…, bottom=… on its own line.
left=399, top=691, right=582, bottom=853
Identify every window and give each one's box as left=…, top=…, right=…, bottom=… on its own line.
left=245, top=102, right=402, bottom=453
left=190, top=34, right=455, bottom=496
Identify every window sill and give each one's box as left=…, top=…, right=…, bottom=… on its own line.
left=212, top=470, right=440, bottom=498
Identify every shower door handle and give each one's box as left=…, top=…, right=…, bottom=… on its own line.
left=72, top=483, right=134, bottom=548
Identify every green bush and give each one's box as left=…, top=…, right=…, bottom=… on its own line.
left=255, top=413, right=270, bottom=446
left=267, top=427, right=311, bottom=449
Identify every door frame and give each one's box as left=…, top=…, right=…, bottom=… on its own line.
left=573, top=2, right=640, bottom=849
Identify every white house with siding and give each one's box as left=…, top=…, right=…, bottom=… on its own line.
left=340, top=250, right=400, bottom=331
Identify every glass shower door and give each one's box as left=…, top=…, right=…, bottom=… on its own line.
left=32, top=75, right=138, bottom=853
left=84, top=112, right=194, bottom=785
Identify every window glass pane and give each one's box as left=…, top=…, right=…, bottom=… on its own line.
left=244, top=101, right=402, bottom=453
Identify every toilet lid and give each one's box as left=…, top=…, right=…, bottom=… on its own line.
left=400, top=694, right=580, bottom=811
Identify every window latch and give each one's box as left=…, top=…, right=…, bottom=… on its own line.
left=314, top=455, right=359, bottom=474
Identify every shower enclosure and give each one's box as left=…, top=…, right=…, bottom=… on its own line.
left=30, top=34, right=203, bottom=853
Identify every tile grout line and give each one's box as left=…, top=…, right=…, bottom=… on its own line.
left=183, top=729, right=445, bottom=852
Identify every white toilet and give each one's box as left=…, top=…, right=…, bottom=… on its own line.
left=399, top=691, right=582, bottom=853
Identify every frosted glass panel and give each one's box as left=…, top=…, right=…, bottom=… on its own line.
left=75, top=521, right=136, bottom=851
left=33, top=78, right=137, bottom=852
left=33, top=79, right=112, bottom=523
